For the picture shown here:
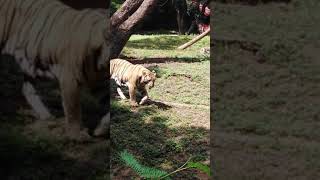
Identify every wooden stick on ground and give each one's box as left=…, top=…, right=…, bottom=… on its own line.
left=177, top=28, right=210, bottom=50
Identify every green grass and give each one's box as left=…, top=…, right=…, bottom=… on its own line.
left=122, top=34, right=210, bottom=60
left=213, top=0, right=320, bottom=142
left=111, top=101, right=209, bottom=179
left=111, top=34, right=210, bottom=178
left=111, top=0, right=125, bottom=14
left=0, top=125, right=110, bottom=180
left=213, top=1, right=320, bottom=179
left=0, top=32, right=210, bottom=180
left=118, top=34, right=210, bottom=106
left=149, top=61, right=210, bottom=106
left=213, top=0, right=320, bottom=63
left=214, top=0, right=320, bottom=41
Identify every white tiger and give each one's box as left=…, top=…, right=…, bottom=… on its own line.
left=110, top=58, right=156, bottom=106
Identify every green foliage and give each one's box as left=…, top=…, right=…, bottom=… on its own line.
left=111, top=0, right=125, bottom=14
left=119, top=150, right=211, bottom=179
left=186, top=161, right=211, bottom=176
left=120, top=150, right=169, bottom=178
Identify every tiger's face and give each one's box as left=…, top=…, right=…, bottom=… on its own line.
left=140, top=70, right=157, bottom=89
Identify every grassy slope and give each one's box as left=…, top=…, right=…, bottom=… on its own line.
left=149, top=61, right=210, bottom=106
left=213, top=0, right=320, bottom=179
left=122, top=35, right=210, bottom=106
left=122, top=34, right=209, bottom=59
left=111, top=34, right=210, bottom=179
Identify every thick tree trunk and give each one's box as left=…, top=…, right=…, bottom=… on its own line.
left=111, top=0, right=144, bottom=27
left=173, top=0, right=188, bottom=35
left=110, top=0, right=158, bottom=58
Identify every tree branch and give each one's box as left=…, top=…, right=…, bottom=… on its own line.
left=111, top=0, right=144, bottom=28
left=110, top=0, right=159, bottom=58
left=118, top=0, right=158, bottom=32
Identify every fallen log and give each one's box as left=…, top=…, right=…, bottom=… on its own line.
left=177, top=28, right=210, bottom=50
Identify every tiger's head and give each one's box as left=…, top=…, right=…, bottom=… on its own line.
left=140, top=69, right=157, bottom=89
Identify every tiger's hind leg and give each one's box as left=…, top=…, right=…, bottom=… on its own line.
left=60, top=74, right=91, bottom=141
left=17, top=50, right=54, bottom=120
left=117, top=86, right=127, bottom=100
left=22, top=81, right=54, bottom=120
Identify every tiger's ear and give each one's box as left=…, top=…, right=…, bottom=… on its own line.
left=139, top=70, right=147, bottom=83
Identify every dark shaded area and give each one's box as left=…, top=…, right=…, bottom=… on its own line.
left=122, top=57, right=206, bottom=64
left=110, top=102, right=209, bottom=179
left=141, top=1, right=186, bottom=31
left=143, top=100, right=173, bottom=110
left=214, top=0, right=291, bottom=5
left=59, top=0, right=110, bottom=9
left=0, top=128, right=109, bottom=180
left=0, top=55, right=25, bottom=120
left=0, top=55, right=110, bottom=179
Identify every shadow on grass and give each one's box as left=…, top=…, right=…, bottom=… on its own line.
left=144, top=100, right=172, bottom=110
left=0, top=127, right=109, bottom=180
left=121, top=57, right=207, bottom=64
left=110, top=101, right=209, bottom=179
left=0, top=55, right=25, bottom=121
left=0, top=55, right=110, bottom=179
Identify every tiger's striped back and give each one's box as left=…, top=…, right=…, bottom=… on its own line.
left=110, top=58, right=147, bottom=83
left=0, top=0, right=108, bottom=80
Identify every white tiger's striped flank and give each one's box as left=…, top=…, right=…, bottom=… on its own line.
left=110, top=58, right=156, bottom=106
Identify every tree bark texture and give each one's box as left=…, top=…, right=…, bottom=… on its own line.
left=110, top=0, right=158, bottom=58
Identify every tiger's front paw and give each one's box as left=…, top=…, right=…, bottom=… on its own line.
left=66, top=125, right=92, bottom=142
left=67, top=130, right=92, bottom=142
left=93, top=113, right=110, bottom=137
